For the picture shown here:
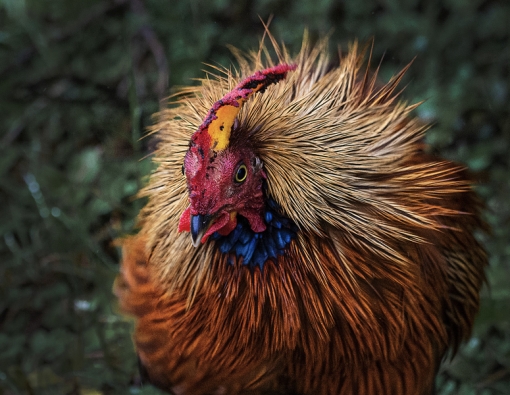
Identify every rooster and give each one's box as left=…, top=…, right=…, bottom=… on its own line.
left=114, top=34, right=487, bottom=395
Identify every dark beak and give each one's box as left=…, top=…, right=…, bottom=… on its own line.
left=190, top=214, right=213, bottom=247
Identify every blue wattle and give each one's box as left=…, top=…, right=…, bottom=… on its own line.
left=211, top=198, right=297, bottom=270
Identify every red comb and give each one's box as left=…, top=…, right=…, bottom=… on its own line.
left=190, top=63, right=297, bottom=153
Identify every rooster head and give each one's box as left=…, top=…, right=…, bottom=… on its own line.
left=178, top=64, right=296, bottom=247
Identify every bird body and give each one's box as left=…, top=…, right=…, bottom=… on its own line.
left=114, top=35, right=487, bottom=395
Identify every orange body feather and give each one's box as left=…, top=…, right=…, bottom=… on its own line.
left=114, top=35, right=487, bottom=395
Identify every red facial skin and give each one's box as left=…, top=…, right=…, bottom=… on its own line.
left=179, top=146, right=267, bottom=244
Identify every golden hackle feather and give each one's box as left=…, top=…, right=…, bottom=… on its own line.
left=115, top=32, right=487, bottom=395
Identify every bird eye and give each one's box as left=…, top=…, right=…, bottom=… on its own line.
left=234, top=164, right=247, bottom=183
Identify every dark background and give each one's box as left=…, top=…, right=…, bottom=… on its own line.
left=1, top=0, right=508, bottom=394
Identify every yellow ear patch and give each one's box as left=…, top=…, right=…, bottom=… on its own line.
left=208, top=104, right=241, bottom=151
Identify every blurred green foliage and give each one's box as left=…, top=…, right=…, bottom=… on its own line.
left=0, top=0, right=508, bottom=394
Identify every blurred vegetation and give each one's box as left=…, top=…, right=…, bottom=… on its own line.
left=0, top=0, right=508, bottom=394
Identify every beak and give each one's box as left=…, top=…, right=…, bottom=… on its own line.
left=190, top=214, right=213, bottom=247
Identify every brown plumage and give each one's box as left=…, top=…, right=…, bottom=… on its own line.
left=114, top=33, right=487, bottom=395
